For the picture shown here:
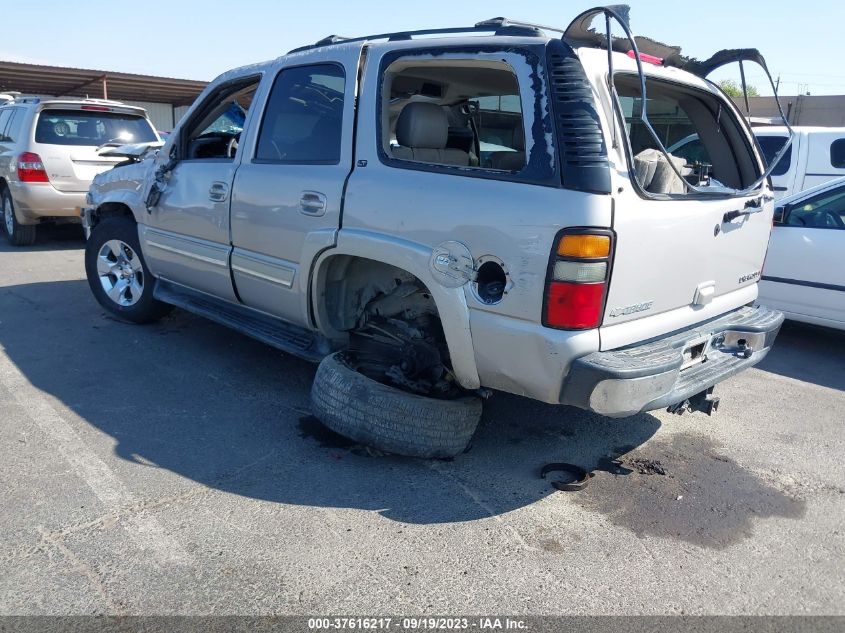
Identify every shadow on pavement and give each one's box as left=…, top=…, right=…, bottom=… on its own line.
left=756, top=320, right=845, bottom=392
left=0, top=279, right=805, bottom=543
left=0, top=223, right=85, bottom=253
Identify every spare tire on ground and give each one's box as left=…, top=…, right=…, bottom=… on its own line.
left=310, top=352, right=482, bottom=459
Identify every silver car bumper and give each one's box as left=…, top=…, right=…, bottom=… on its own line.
left=560, top=304, right=784, bottom=417
left=9, top=182, right=85, bottom=224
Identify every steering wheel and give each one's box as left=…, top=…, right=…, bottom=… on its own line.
left=226, top=136, right=239, bottom=159
left=824, top=210, right=845, bottom=229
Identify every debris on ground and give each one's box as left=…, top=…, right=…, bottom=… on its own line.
left=626, top=458, right=667, bottom=475
left=540, top=462, right=594, bottom=491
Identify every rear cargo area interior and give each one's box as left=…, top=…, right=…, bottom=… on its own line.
left=614, top=74, right=760, bottom=194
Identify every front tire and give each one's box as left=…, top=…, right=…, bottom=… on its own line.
left=84, top=216, right=172, bottom=324
left=311, top=352, right=482, bottom=459
left=2, top=189, right=37, bottom=246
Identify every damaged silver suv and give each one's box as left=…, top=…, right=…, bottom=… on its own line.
left=82, top=7, right=789, bottom=458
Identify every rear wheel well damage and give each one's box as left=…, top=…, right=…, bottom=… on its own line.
left=317, top=256, right=460, bottom=396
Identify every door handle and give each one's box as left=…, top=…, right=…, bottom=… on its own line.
left=300, top=191, right=327, bottom=216
left=209, top=181, right=229, bottom=202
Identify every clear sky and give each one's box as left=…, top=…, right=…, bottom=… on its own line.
left=1, top=0, right=842, bottom=96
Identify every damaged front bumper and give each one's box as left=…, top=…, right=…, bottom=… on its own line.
left=560, top=304, right=784, bottom=417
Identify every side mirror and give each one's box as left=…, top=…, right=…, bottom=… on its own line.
left=773, top=206, right=786, bottom=224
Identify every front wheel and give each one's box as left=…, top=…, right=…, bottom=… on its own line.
left=84, top=216, right=172, bottom=324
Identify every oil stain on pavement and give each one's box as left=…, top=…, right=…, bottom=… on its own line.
left=574, top=433, right=807, bottom=549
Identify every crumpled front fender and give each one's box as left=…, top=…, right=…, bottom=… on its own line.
left=88, top=158, right=156, bottom=222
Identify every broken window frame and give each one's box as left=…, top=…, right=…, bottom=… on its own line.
left=566, top=5, right=795, bottom=198
left=374, top=45, right=558, bottom=187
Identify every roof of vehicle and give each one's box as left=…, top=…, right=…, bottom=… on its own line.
left=780, top=176, right=845, bottom=205
left=286, top=18, right=552, bottom=54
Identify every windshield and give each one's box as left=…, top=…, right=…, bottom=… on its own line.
left=35, top=109, right=157, bottom=146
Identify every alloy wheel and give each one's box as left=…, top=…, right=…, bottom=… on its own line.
left=97, top=239, right=144, bottom=306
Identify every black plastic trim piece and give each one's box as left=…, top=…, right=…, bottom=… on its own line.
left=761, top=276, right=845, bottom=293
left=154, top=280, right=331, bottom=362
left=545, top=39, right=611, bottom=194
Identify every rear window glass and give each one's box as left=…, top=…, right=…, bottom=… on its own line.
left=35, top=109, right=157, bottom=146
left=756, top=135, right=792, bottom=176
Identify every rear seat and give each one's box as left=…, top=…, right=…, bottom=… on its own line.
left=392, top=102, right=470, bottom=166
left=488, top=132, right=525, bottom=171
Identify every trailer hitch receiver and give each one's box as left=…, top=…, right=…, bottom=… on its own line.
left=667, top=386, right=720, bottom=416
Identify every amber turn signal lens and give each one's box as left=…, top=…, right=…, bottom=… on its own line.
left=557, top=234, right=610, bottom=259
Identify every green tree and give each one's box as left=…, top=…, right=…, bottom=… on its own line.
left=718, top=79, right=760, bottom=98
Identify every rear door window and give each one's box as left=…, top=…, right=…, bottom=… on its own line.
left=35, top=109, right=157, bottom=146
left=4, top=109, right=24, bottom=143
left=382, top=57, right=525, bottom=172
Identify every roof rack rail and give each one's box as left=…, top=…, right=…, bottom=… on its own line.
left=288, top=17, right=551, bottom=54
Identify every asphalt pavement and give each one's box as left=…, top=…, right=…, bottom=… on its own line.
left=0, top=226, right=843, bottom=615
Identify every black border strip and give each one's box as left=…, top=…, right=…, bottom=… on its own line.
left=761, top=275, right=845, bottom=292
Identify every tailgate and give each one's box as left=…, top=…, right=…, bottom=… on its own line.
left=39, top=147, right=124, bottom=192
left=602, top=194, right=772, bottom=328
left=33, top=105, right=157, bottom=192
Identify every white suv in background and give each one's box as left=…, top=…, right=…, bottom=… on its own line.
left=0, top=98, right=159, bottom=245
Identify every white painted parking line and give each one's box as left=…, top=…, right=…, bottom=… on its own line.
left=0, top=352, right=192, bottom=568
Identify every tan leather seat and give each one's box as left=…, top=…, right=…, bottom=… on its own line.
left=392, top=102, right=470, bottom=166
left=489, top=130, right=526, bottom=171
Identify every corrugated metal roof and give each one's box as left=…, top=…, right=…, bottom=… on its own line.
left=0, top=61, right=208, bottom=106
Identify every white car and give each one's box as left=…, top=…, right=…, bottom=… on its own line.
left=759, top=177, right=845, bottom=330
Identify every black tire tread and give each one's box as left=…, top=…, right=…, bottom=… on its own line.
left=84, top=216, right=172, bottom=324
left=2, top=189, right=37, bottom=246
left=311, top=352, right=482, bottom=458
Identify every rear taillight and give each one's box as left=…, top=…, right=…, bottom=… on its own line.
left=543, top=229, right=614, bottom=330
left=17, top=152, right=49, bottom=183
